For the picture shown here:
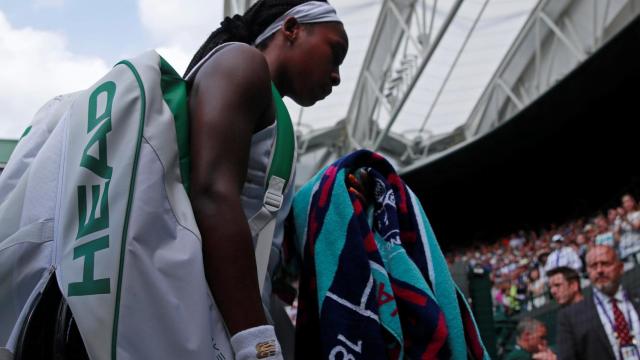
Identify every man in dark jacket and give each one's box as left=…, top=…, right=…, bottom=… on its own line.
left=557, top=245, right=640, bottom=360
left=547, top=266, right=584, bottom=307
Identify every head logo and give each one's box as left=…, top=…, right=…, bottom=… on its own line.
left=68, top=81, right=115, bottom=297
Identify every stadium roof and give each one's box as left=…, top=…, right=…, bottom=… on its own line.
left=403, top=15, right=640, bottom=248
left=287, top=0, right=536, bottom=137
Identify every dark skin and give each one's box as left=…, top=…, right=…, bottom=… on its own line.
left=189, top=18, right=348, bottom=336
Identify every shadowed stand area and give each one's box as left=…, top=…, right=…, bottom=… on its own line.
left=402, top=16, right=640, bottom=252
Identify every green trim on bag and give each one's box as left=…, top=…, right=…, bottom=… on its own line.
left=268, top=84, right=295, bottom=188
left=111, top=60, right=146, bottom=360
left=159, top=56, right=191, bottom=194
left=20, top=126, right=32, bottom=140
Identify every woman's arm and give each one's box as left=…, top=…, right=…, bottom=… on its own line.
left=189, top=43, right=273, bottom=336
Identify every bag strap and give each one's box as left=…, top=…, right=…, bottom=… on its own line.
left=266, top=84, right=295, bottom=190
left=249, top=84, right=295, bottom=293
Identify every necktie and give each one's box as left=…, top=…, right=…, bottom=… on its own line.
left=611, top=298, right=633, bottom=346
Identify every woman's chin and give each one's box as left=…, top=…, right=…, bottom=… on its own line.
left=293, top=97, right=318, bottom=107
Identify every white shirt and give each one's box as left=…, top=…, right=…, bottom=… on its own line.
left=544, top=246, right=583, bottom=273
left=620, top=211, right=640, bottom=259
left=596, top=231, right=616, bottom=247
left=593, top=287, right=640, bottom=360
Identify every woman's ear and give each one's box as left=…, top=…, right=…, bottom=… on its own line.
left=282, top=16, right=300, bottom=44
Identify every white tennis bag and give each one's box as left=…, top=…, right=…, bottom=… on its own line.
left=0, top=50, right=295, bottom=360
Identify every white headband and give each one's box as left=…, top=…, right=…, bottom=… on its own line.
left=254, top=1, right=342, bottom=45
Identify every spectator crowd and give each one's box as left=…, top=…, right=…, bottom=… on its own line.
left=449, top=193, right=640, bottom=316
left=448, top=193, right=640, bottom=360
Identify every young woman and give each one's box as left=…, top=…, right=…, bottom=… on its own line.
left=184, top=0, right=348, bottom=357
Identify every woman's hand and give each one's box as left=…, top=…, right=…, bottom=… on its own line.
left=347, top=167, right=372, bottom=206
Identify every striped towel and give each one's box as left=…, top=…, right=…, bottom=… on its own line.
left=291, top=150, right=488, bottom=359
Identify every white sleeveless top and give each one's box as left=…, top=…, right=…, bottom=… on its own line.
left=186, top=42, right=296, bottom=302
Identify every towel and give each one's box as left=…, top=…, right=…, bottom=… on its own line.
left=291, top=150, right=488, bottom=359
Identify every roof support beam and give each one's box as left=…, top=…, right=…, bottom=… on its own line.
left=371, top=0, right=464, bottom=151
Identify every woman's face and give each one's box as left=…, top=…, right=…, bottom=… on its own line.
left=623, top=195, right=636, bottom=212
left=287, top=22, right=348, bottom=106
left=530, top=269, right=539, bottom=281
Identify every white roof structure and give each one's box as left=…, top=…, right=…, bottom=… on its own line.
left=225, top=0, right=640, bottom=185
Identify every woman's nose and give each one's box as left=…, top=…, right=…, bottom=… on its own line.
left=331, top=69, right=341, bottom=86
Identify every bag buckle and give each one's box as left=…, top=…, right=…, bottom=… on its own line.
left=264, top=189, right=283, bottom=212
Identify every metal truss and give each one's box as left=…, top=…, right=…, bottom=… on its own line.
left=300, top=0, right=468, bottom=175
left=347, top=0, right=640, bottom=174
left=225, top=0, right=640, bottom=177
left=463, top=0, right=640, bottom=140
left=346, top=0, right=465, bottom=162
left=224, top=0, right=253, bottom=17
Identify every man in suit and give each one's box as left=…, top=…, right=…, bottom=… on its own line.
left=557, top=245, right=640, bottom=360
left=547, top=266, right=584, bottom=307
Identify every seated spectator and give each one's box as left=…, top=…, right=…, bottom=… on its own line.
left=575, top=233, right=589, bottom=264
left=507, top=283, right=522, bottom=315
left=594, top=214, right=617, bottom=247
left=536, top=250, right=551, bottom=281
left=544, top=234, right=583, bottom=274
left=584, top=223, right=597, bottom=243
left=505, top=318, right=557, bottom=360
left=546, top=266, right=583, bottom=307
left=619, top=194, right=640, bottom=259
left=608, top=208, right=622, bottom=233
left=493, top=281, right=509, bottom=311
left=527, top=268, right=547, bottom=309
left=511, top=232, right=526, bottom=249
left=527, top=268, right=545, bottom=298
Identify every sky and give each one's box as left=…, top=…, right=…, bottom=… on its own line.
left=0, top=0, right=223, bottom=139
left=0, top=0, right=536, bottom=143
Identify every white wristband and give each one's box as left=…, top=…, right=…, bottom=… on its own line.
left=230, top=325, right=283, bottom=360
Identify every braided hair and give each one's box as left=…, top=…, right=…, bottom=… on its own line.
left=184, top=0, right=328, bottom=78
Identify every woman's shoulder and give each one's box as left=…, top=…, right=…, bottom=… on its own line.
left=194, top=42, right=269, bottom=85
left=212, top=42, right=264, bottom=61
left=188, top=42, right=273, bottom=132
left=190, top=42, right=272, bottom=113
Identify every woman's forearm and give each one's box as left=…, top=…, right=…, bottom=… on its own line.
left=192, top=193, right=267, bottom=335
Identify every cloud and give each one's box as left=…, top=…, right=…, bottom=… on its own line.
left=137, top=0, right=223, bottom=74
left=0, top=11, right=109, bottom=139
